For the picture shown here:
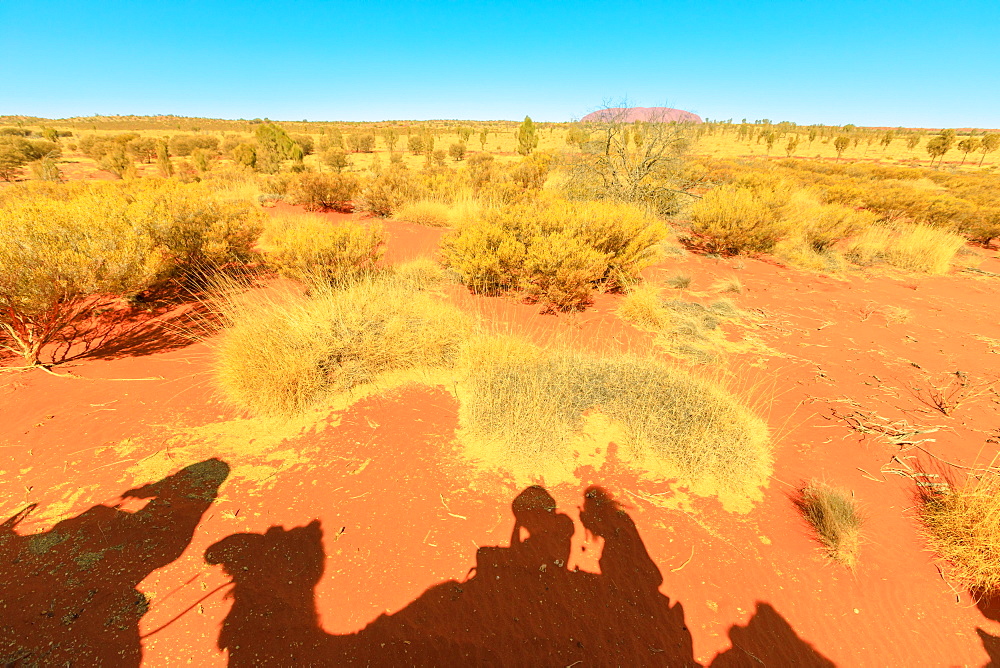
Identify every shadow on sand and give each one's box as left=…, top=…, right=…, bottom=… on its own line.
left=0, top=458, right=229, bottom=666
left=205, top=485, right=835, bottom=667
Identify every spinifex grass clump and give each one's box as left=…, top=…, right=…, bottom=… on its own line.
left=920, top=470, right=1000, bottom=593
left=213, top=272, right=471, bottom=416
left=796, top=481, right=863, bottom=567
left=456, top=337, right=772, bottom=508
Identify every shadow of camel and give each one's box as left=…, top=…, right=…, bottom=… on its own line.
left=211, top=485, right=760, bottom=666
left=0, top=458, right=230, bottom=666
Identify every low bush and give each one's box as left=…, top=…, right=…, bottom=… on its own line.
left=688, top=184, right=790, bottom=254
left=795, top=481, right=863, bottom=567
left=440, top=197, right=667, bottom=309
left=259, top=214, right=384, bottom=286
left=361, top=167, right=423, bottom=217
left=920, top=469, right=1000, bottom=593
left=288, top=172, right=359, bottom=212
left=213, top=275, right=472, bottom=415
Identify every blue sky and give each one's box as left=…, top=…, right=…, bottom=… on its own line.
left=1, top=0, right=997, bottom=127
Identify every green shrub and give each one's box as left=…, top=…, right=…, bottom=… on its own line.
left=439, top=219, right=526, bottom=294
left=259, top=213, right=383, bottom=286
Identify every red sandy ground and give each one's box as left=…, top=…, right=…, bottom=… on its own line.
left=3, top=205, right=1000, bottom=666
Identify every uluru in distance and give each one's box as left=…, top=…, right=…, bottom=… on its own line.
left=580, top=106, right=703, bottom=123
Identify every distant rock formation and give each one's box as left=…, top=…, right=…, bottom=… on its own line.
left=580, top=107, right=703, bottom=124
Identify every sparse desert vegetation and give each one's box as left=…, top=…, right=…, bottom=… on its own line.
left=3, top=107, right=1000, bottom=667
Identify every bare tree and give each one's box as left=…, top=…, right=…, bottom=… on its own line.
left=565, top=104, right=695, bottom=214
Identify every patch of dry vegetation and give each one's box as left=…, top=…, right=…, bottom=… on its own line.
left=796, top=481, right=863, bottom=567
left=920, top=468, right=1000, bottom=593
left=455, top=335, right=772, bottom=508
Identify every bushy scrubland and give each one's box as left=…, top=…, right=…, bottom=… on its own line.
left=258, top=213, right=384, bottom=286
left=685, top=157, right=998, bottom=271
left=0, top=180, right=264, bottom=364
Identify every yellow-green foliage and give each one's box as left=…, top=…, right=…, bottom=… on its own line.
left=287, top=172, right=359, bottom=212
left=214, top=274, right=472, bottom=415
left=688, top=184, right=791, bottom=254
left=259, top=213, right=384, bottom=285
left=361, top=167, right=424, bottom=217
left=797, top=481, right=863, bottom=567
left=391, top=199, right=453, bottom=226
left=456, top=337, right=772, bottom=508
left=921, top=470, right=1000, bottom=592
left=0, top=180, right=264, bottom=364
left=440, top=197, right=667, bottom=309
left=617, top=283, right=670, bottom=330
left=845, top=223, right=965, bottom=274
left=781, top=190, right=878, bottom=251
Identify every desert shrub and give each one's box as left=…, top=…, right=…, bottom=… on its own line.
left=920, top=469, right=1000, bottom=592
left=688, top=184, right=791, bottom=254
left=391, top=200, right=452, bottom=226
left=522, top=232, right=609, bottom=311
left=169, top=134, right=220, bottom=157
left=795, top=481, right=863, bottom=567
left=0, top=186, right=166, bottom=364
left=287, top=172, right=359, bottom=212
left=710, top=277, right=743, bottom=294
left=361, top=167, right=423, bottom=217
left=666, top=274, right=692, bottom=289
left=441, top=198, right=666, bottom=307
left=439, top=218, right=526, bottom=294
left=213, top=275, right=472, bottom=415
left=845, top=223, right=965, bottom=274
left=391, top=257, right=448, bottom=290
left=258, top=214, right=383, bottom=286
left=144, top=182, right=266, bottom=276
left=456, top=338, right=772, bottom=508
left=772, top=238, right=844, bottom=272
left=781, top=191, right=878, bottom=251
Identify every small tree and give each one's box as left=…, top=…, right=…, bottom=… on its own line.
left=516, top=116, right=538, bottom=155
left=156, top=140, right=173, bottom=177
left=381, top=128, right=399, bottom=152
left=479, top=129, right=488, bottom=151
left=880, top=130, right=894, bottom=151
left=408, top=135, right=424, bottom=155
left=99, top=145, right=134, bottom=179
left=322, top=148, right=350, bottom=173
left=232, top=143, right=257, bottom=169
left=906, top=133, right=921, bottom=150
left=42, top=127, right=59, bottom=143
left=784, top=134, right=800, bottom=158
left=925, top=134, right=950, bottom=167
left=449, top=142, right=467, bottom=161
left=957, top=138, right=980, bottom=166
left=979, top=133, right=1000, bottom=167
left=833, top=136, right=850, bottom=160
left=763, top=131, right=777, bottom=155
left=458, top=127, right=473, bottom=143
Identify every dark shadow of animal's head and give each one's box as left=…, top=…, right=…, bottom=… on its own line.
left=205, top=520, right=325, bottom=591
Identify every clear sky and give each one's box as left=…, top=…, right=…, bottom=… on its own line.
left=1, top=0, right=997, bottom=127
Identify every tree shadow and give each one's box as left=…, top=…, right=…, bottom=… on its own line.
left=0, top=458, right=230, bottom=666
left=48, top=285, right=220, bottom=364
left=205, top=485, right=831, bottom=666
left=978, top=628, right=1000, bottom=667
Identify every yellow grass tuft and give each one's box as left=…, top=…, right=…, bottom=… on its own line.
left=455, top=336, right=772, bottom=510
left=845, top=223, right=966, bottom=274
left=796, top=481, right=863, bottom=567
left=391, top=199, right=454, bottom=227
left=920, top=468, right=1000, bottom=593
left=212, top=274, right=472, bottom=416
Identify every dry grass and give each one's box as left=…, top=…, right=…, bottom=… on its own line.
left=845, top=223, right=966, bottom=274
left=666, top=273, right=693, bottom=289
left=795, top=481, right=863, bottom=567
left=920, top=467, right=1000, bottom=593
left=212, top=273, right=472, bottom=415
left=456, top=336, right=772, bottom=508
left=391, top=199, right=453, bottom=227
left=711, top=276, right=743, bottom=294
left=617, top=283, right=670, bottom=330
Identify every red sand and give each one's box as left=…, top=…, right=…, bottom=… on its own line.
left=3, top=210, right=1000, bottom=665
